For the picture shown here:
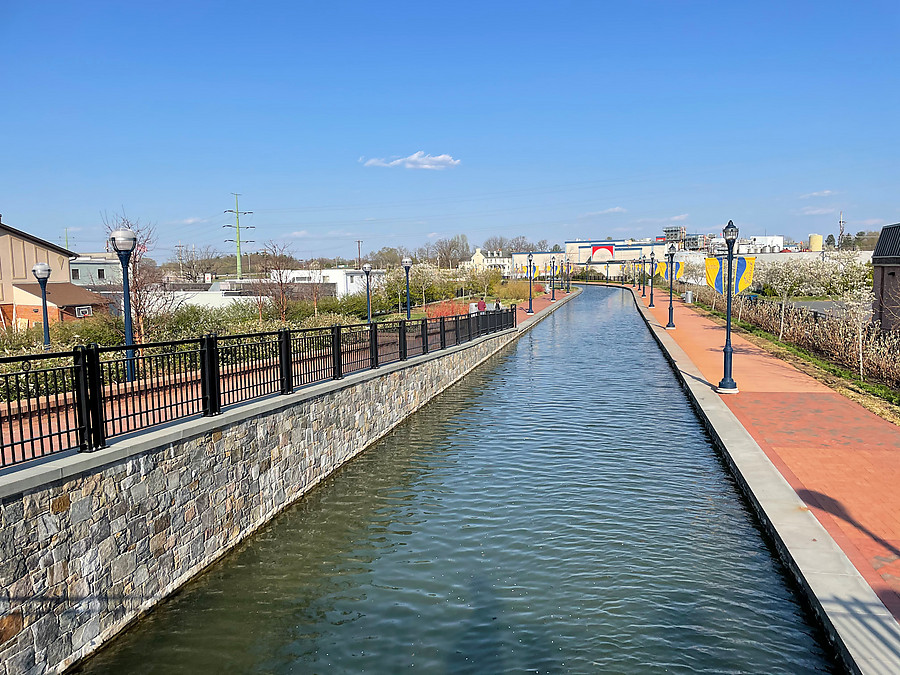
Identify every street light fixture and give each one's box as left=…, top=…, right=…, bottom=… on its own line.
left=718, top=220, right=740, bottom=393
left=362, top=263, right=373, bottom=323
left=566, top=256, right=571, bottom=293
left=550, top=256, right=557, bottom=302
left=649, top=251, right=656, bottom=308
left=31, top=262, right=52, bottom=351
left=641, top=255, right=647, bottom=297
left=526, top=253, right=534, bottom=315
left=110, top=228, right=138, bottom=381
left=402, top=257, right=412, bottom=320
left=666, top=244, right=676, bottom=330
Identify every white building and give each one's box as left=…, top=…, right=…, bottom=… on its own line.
left=276, top=268, right=386, bottom=298
left=462, top=248, right=512, bottom=276
left=69, top=252, right=122, bottom=286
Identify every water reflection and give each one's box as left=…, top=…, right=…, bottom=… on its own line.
left=77, top=286, right=836, bottom=674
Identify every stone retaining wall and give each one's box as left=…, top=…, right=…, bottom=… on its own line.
left=0, top=327, right=522, bottom=675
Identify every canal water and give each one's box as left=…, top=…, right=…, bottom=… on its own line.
left=77, top=286, right=836, bottom=674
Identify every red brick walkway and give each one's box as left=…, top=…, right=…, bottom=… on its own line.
left=631, top=283, right=900, bottom=619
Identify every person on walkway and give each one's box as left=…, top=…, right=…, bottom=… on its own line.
left=477, top=298, right=486, bottom=312
left=494, top=300, right=501, bottom=310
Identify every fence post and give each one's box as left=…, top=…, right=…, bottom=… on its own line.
left=467, top=314, right=473, bottom=342
left=200, top=334, right=221, bottom=416
left=440, top=317, right=446, bottom=349
left=331, top=325, right=343, bottom=379
left=421, top=319, right=429, bottom=354
left=399, top=320, right=408, bottom=360
left=370, top=323, right=379, bottom=368
left=279, top=328, right=293, bottom=395
left=454, top=316, right=460, bottom=344
left=73, top=346, right=92, bottom=452
left=85, top=343, right=106, bottom=450
left=512, top=304, right=517, bottom=327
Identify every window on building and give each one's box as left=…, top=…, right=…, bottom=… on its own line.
left=98, top=268, right=106, bottom=280
left=72, top=269, right=80, bottom=280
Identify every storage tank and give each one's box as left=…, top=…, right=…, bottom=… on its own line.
left=809, top=233, right=824, bottom=252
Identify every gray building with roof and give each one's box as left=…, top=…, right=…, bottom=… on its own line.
left=873, top=223, right=900, bottom=331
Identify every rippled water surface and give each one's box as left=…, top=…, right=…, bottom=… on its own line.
left=78, top=286, right=837, bottom=674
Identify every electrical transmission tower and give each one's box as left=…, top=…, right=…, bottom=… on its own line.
left=224, top=193, right=254, bottom=279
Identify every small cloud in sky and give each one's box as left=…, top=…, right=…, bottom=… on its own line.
left=361, top=151, right=461, bottom=170
left=857, top=218, right=885, bottom=227
left=288, top=230, right=309, bottom=238
left=801, top=206, right=836, bottom=216
left=800, top=190, right=834, bottom=199
left=580, top=207, right=627, bottom=217
left=670, top=213, right=689, bottom=221
left=427, top=232, right=439, bottom=238
left=170, top=217, right=205, bottom=226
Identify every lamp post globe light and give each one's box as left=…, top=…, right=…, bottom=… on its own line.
left=550, top=256, right=556, bottom=302
left=401, top=257, right=412, bottom=320
left=641, top=255, right=647, bottom=297
left=362, top=263, right=373, bottom=323
left=666, top=244, right=676, bottom=329
left=110, top=228, right=138, bottom=381
left=31, top=262, right=52, bottom=351
left=649, top=251, right=656, bottom=308
left=718, top=220, right=740, bottom=393
left=526, top=253, right=534, bottom=315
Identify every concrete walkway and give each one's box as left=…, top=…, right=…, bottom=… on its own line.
left=610, top=280, right=900, bottom=674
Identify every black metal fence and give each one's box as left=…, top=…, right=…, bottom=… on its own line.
left=0, top=309, right=515, bottom=469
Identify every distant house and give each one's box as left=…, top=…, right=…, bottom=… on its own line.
left=0, top=220, right=110, bottom=330
left=463, top=248, right=512, bottom=277
left=873, top=223, right=900, bottom=331
left=277, top=268, right=381, bottom=299
left=70, top=252, right=122, bottom=287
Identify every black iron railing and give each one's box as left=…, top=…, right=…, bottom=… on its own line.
left=0, top=308, right=516, bottom=468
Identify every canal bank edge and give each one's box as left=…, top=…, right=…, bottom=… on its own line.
left=0, top=292, right=579, bottom=675
left=622, top=284, right=900, bottom=675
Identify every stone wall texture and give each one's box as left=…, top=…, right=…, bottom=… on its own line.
left=0, top=328, right=519, bottom=674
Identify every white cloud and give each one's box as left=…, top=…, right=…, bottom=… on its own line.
left=800, top=190, right=834, bottom=199
left=801, top=207, right=836, bottom=216
left=580, top=207, right=627, bottom=217
left=427, top=232, right=439, bottom=238
left=670, top=213, right=689, bottom=221
left=857, top=218, right=885, bottom=227
left=171, top=217, right=205, bottom=225
left=287, top=230, right=309, bottom=238
left=635, top=213, right=689, bottom=224
left=362, top=151, right=461, bottom=170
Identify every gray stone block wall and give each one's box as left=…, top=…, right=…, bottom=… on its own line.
left=0, top=329, right=518, bottom=675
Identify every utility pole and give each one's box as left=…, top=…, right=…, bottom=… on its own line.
left=224, top=193, right=254, bottom=279
left=838, top=211, right=845, bottom=250
left=356, top=240, right=363, bottom=269
left=174, top=243, right=186, bottom=280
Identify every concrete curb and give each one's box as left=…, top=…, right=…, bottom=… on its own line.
left=617, top=283, right=900, bottom=675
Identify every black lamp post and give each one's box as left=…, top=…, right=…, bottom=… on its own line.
left=649, top=251, right=656, bottom=308
left=362, top=263, right=372, bottom=323
left=718, top=221, right=740, bottom=393
left=666, top=244, right=676, bottom=329
left=566, top=257, right=571, bottom=293
left=526, top=253, right=534, bottom=314
left=641, top=255, right=647, bottom=297
left=605, top=261, right=609, bottom=282
left=402, top=257, right=412, bottom=320
left=32, top=262, right=52, bottom=351
left=550, top=256, right=557, bottom=302
left=110, top=228, right=138, bottom=380
left=633, top=260, right=637, bottom=287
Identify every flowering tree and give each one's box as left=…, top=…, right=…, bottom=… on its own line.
left=758, top=258, right=825, bottom=340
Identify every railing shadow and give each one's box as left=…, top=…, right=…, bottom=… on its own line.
left=798, top=489, right=900, bottom=560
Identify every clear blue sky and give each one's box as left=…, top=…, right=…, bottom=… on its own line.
left=2, top=1, right=898, bottom=261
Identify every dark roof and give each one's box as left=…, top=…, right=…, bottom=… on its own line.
left=0, top=222, right=76, bottom=257
left=14, top=282, right=110, bottom=307
left=873, top=223, right=900, bottom=264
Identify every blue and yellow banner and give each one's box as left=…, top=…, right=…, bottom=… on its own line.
left=655, top=261, right=684, bottom=281
left=705, top=256, right=755, bottom=294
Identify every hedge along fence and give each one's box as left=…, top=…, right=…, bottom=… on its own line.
left=683, top=281, right=900, bottom=391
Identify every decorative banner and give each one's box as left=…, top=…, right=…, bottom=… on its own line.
left=655, top=261, right=684, bottom=281
left=591, top=244, right=614, bottom=259
left=705, top=256, right=756, bottom=294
